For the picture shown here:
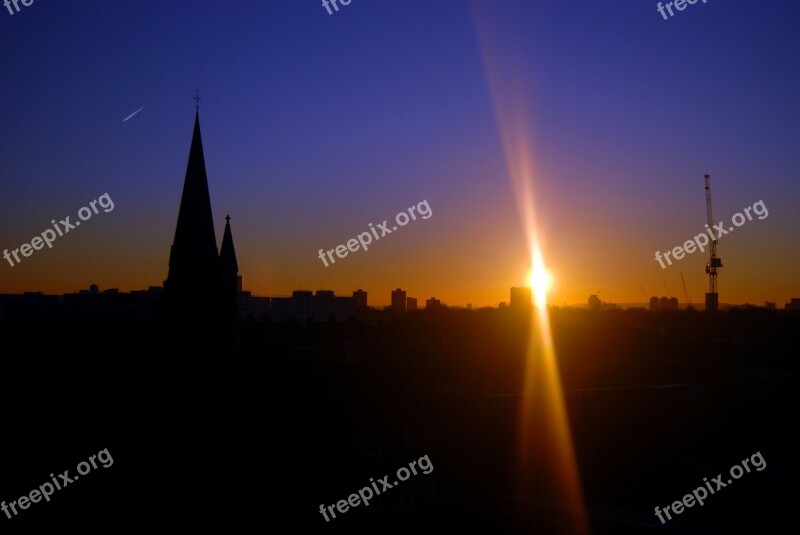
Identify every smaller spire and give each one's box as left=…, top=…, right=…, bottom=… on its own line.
left=219, top=215, right=239, bottom=275
left=194, top=89, right=202, bottom=111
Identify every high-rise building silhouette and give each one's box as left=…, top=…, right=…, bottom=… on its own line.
left=510, top=287, right=532, bottom=310
left=353, top=289, right=368, bottom=310
left=391, top=289, right=407, bottom=312
left=162, top=110, right=239, bottom=322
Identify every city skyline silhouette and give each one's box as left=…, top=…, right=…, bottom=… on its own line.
left=2, top=103, right=796, bottom=312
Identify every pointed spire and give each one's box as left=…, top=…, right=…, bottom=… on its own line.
left=219, top=214, right=239, bottom=275
left=219, top=214, right=240, bottom=325
left=164, top=110, right=219, bottom=304
left=172, top=111, right=218, bottom=261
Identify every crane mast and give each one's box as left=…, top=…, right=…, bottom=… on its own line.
left=704, top=174, right=722, bottom=312
left=680, top=272, right=691, bottom=308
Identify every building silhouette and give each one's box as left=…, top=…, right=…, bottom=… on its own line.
left=161, top=110, right=239, bottom=324
left=392, top=288, right=407, bottom=312
left=650, top=296, right=679, bottom=311
left=426, top=297, right=442, bottom=309
left=353, top=289, right=368, bottom=310
left=238, top=291, right=271, bottom=320
left=510, top=287, right=532, bottom=310
left=268, top=290, right=355, bottom=323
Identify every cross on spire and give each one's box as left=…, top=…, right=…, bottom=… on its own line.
left=194, top=89, right=202, bottom=110
left=225, top=214, right=231, bottom=223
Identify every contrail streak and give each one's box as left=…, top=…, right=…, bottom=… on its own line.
left=123, top=106, right=145, bottom=122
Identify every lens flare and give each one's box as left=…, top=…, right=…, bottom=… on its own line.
left=471, top=2, right=589, bottom=533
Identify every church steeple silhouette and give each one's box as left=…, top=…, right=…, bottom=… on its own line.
left=219, top=215, right=240, bottom=322
left=162, top=103, right=239, bottom=323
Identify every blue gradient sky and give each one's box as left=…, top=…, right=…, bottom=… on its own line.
left=1, top=0, right=798, bottom=306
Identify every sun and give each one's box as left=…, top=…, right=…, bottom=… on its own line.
left=528, top=261, right=551, bottom=310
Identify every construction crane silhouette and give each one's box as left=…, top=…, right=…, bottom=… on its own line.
left=663, top=281, right=672, bottom=298
left=704, top=174, right=722, bottom=312
left=680, top=272, right=691, bottom=308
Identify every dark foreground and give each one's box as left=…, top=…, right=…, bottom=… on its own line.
left=1, top=306, right=796, bottom=534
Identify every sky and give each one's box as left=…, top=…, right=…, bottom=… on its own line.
left=1, top=0, right=798, bottom=307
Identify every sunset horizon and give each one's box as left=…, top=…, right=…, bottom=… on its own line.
left=1, top=104, right=795, bottom=309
